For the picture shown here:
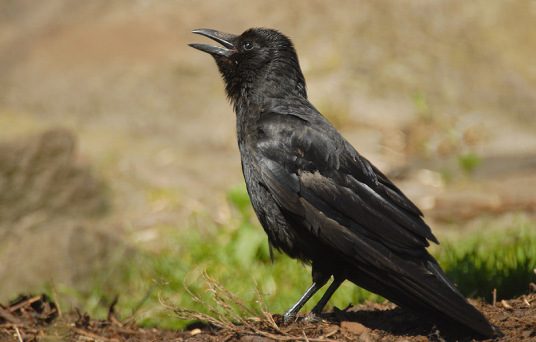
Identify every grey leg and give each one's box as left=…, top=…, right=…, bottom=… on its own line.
left=283, top=280, right=327, bottom=323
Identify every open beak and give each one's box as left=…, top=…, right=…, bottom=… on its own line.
left=189, top=29, right=238, bottom=57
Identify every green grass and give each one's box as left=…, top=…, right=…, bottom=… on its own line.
left=46, top=184, right=536, bottom=329
left=432, top=223, right=536, bottom=301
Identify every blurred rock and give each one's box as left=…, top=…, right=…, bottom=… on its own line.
left=0, top=128, right=108, bottom=225
left=0, top=129, right=124, bottom=303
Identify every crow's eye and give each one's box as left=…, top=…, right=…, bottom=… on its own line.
left=243, top=41, right=253, bottom=50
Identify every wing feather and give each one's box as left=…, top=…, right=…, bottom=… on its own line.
left=256, top=107, right=437, bottom=253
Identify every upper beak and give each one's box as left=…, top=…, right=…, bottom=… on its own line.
left=189, top=29, right=238, bottom=57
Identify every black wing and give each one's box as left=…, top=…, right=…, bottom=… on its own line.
left=255, top=102, right=437, bottom=256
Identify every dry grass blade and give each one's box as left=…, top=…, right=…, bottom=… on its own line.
left=157, top=270, right=340, bottom=341
left=14, top=326, right=23, bottom=342
left=158, top=290, right=234, bottom=331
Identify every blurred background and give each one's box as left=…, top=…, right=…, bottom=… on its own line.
left=1, top=0, right=535, bottom=328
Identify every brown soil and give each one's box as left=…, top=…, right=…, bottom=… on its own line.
left=2, top=292, right=535, bottom=342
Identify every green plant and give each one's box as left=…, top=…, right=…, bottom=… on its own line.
left=413, top=91, right=433, bottom=122
left=458, top=152, right=482, bottom=175
left=433, top=225, right=536, bottom=301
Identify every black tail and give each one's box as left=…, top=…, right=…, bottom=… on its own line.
left=347, top=251, right=501, bottom=338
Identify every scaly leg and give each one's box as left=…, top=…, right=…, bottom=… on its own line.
left=283, top=277, right=329, bottom=323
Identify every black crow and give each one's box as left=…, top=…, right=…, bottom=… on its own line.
left=189, top=28, right=500, bottom=338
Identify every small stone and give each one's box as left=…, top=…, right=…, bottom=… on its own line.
left=190, top=328, right=202, bottom=336
left=495, top=312, right=509, bottom=321
left=341, top=321, right=367, bottom=335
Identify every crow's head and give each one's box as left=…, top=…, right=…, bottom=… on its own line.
left=190, top=28, right=306, bottom=103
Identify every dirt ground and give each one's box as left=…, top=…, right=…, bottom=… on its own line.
left=1, top=291, right=536, bottom=342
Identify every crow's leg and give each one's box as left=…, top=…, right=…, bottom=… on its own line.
left=283, top=275, right=329, bottom=323
left=306, top=276, right=345, bottom=320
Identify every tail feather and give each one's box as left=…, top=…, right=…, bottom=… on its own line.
left=347, top=252, right=499, bottom=338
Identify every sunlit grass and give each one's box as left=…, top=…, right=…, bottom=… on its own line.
left=433, top=222, right=536, bottom=301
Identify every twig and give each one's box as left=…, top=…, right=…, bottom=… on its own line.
left=302, top=330, right=310, bottom=342
left=158, top=287, right=235, bottom=331
left=321, top=327, right=339, bottom=338
left=501, top=300, right=512, bottom=309
left=523, top=298, right=531, bottom=307
left=14, top=326, right=23, bottom=342
left=262, top=311, right=282, bottom=334
left=74, top=328, right=120, bottom=342
left=0, top=306, right=22, bottom=324
left=253, top=283, right=284, bottom=334
left=492, top=288, right=497, bottom=307
left=50, top=279, right=63, bottom=318
left=510, top=316, right=533, bottom=325
left=8, top=296, right=42, bottom=313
